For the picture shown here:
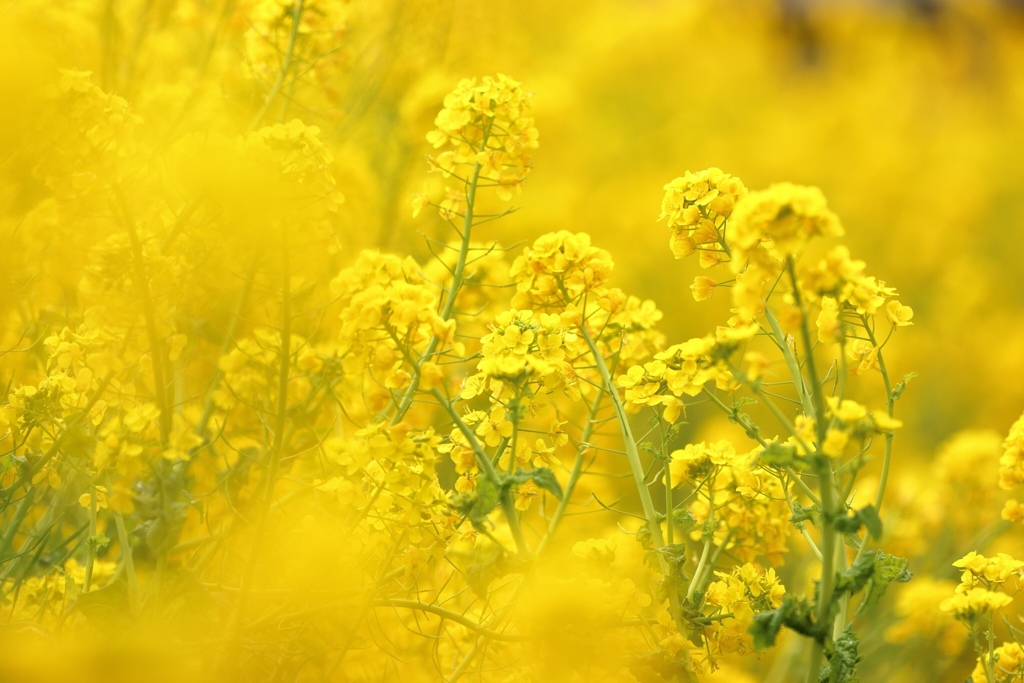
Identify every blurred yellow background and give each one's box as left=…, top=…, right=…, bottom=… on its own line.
left=3, top=0, right=1024, bottom=680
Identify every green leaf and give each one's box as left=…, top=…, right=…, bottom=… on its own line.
left=857, top=552, right=912, bottom=615
left=749, top=596, right=819, bottom=651
left=509, top=467, right=563, bottom=500
left=857, top=505, right=883, bottom=539
left=450, top=479, right=503, bottom=528
left=834, top=550, right=912, bottom=614
left=759, top=441, right=799, bottom=468
left=891, top=372, right=918, bottom=402
left=672, top=509, right=698, bottom=533
left=750, top=607, right=788, bottom=650
left=820, top=626, right=861, bottom=683
left=657, top=543, right=689, bottom=566
left=636, top=525, right=654, bottom=551
left=836, top=551, right=877, bottom=597
left=832, top=506, right=883, bottom=539
left=471, top=477, right=502, bottom=524
left=790, top=505, right=818, bottom=525
left=833, top=514, right=862, bottom=535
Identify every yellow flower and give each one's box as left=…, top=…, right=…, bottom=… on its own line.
left=690, top=276, right=718, bottom=302
left=1002, top=499, right=1024, bottom=523
left=78, top=485, right=109, bottom=510
left=817, top=296, right=841, bottom=344
left=999, top=412, right=1024, bottom=490
left=728, top=183, right=843, bottom=265
left=421, top=74, right=538, bottom=207
left=885, top=299, right=914, bottom=326
left=821, top=429, right=850, bottom=458
left=972, top=642, right=1024, bottom=683
left=940, top=588, right=1013, bottom=621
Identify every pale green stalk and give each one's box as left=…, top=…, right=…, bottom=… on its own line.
left=430, top=389, right=529, bottom=556
left=536, top=390, right=603, bottom=554
left=579, top=327, right=663, bottom=549
left=248, top=0, right=305, bottom=132
left=783, top=258, right=840, bottom=683
left=764, top=305, right=815, bottom=418
left=390, top=126, right=490, bottom=426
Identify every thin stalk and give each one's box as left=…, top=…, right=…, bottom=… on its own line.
left=860, top=316, right=895, bottom=512
left=228, top=232, right=293, bottom=663
left=785, top=258, right=826, bottom=442
left=579, top=327, right=663, bottom=549
left=389, top=156, right=486, bottom=426
left=805, top=457, right=839, bottom=683
left=83, top=486, right=98, bottom=592
left=0, top=489, right=35, bottom=565
left=701, top=387, right=821, bottom=507
left=764, top=305, right=814, bottom=418
left=112, top=509, right=140, bottom=616
left=782, top=259, right=841, bottom=683
left=370, top=599, right=529, bottom=643
left=117, top=189, right=172, bottom=443
left=536, top=389, right=603, bottom=555
left=664, top=459, right=674, bottom=546
left=430, top=388, right=529, bottom=557
left=196, top=260, right=257, bottom=441
left=686, top=480, right=716, bottom=603
left=248, top=0, right=305, bottom=132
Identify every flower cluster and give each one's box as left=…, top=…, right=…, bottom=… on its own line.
left=812, top=397, right=902, bottom=458
left=330, top=250, right=454, bottom=412
left=461, top=309, right=579, bottom=399
left=659, top=167, right=746, bottom=263
left=617, top=325, right=756, bottom=422
left=244, top=0, right=350, bottom=94
left=700, top=564, right=786, bottom=663
left=972, top=642, right=1024, bottom=683
left=999, top=411, right=1024, bottom=491
left=673, top=443, right=793, bottom=565
left=241, top=119, right=344, bottom=215
left=509, top=231, right=615, bottom=310
left=34, top=70, right=140, bottom=201
left=417, top=73, right=538, bottom=216
left=940, top=551, right=1023, bottom=622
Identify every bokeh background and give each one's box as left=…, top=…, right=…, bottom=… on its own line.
left=3, top=0, right=1024, bottom=680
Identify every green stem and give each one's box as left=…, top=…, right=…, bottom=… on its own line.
left=805, top=458, right=838, bottom=683
left=785, top=258, right=826, bottom=443
left=860, top=316, right=895, bottom=513
left=84, top=486, right=98, bottom=592
left=248, top=0, right=305, bottom=132
left=782, top=258, right=841, bottom=683
left=579, top=325, right=688, bottom=658
left=117, top=188, right=172, bottom=443
left=686, top=477, right=716, bottom=603
left=764, top=304, right=814, bottom=418
left=536, top=390, right=603, bottom=555
left=111, top=506, right=140, bottom=616
left=580, top=327, right=663, bottom=549
left=430, top=388, right=529, bottom=557
left=228, top=232, right=293, bottom=664
left=390, top=141, right=488, bottom=425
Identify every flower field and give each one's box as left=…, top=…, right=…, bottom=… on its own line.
left=3, top=1, right=1024, bottom=681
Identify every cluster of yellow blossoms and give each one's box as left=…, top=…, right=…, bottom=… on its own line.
left=416, top=73, right=538, bottom=216
left=941, top=550, right=1024, bottom=682
left=244, top=0, right=350, bottom=96
left=1, top=52, right=996, bottom=683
